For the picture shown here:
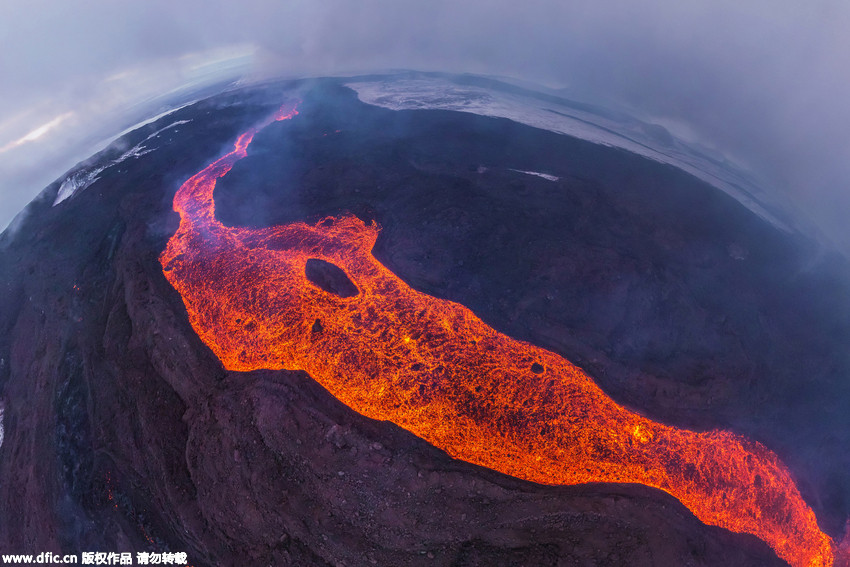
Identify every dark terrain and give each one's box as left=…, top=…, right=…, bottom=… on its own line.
left=0, top=76, right=848, bottom=565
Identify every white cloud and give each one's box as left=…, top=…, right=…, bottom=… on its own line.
left=0, top=112, right=74, bottom=154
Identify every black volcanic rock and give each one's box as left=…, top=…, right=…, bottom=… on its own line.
left=0, top=75, right=847, bottom=566
left=305, top=258, right=359, bottom=298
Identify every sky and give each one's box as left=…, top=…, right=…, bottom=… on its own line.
left=1, top=0, right=849, bottom=251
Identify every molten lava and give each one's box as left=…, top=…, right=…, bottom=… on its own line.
left=161, top=102, right=835, bottom=567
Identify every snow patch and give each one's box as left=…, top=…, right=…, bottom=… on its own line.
left=510, top=169, right=559, bottom=182
left=54, top=168, right=106, bottom=205
left=53, top=119, right=191, bottom=206
left=110, top=103, right=196, bottom=142
left=348, top=77, right=793, bottom=232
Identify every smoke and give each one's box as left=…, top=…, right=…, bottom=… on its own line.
left=2, top=0, right=849, bottom=249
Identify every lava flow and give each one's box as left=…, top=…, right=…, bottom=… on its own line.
left=161, top=102, right=835, bottom=567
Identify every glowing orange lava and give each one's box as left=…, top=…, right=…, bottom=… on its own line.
left=160, top=102, right=835, bottom=567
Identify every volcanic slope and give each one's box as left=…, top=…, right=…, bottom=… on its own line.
left=161, top=94, right=839, bottom=566
left=1, top=77, right=849, bottom=566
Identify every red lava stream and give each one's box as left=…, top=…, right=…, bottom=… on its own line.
left=160, top=102, right=837, bottom=567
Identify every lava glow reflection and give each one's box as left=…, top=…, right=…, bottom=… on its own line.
left=160, top=102, right=835, bottom=567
